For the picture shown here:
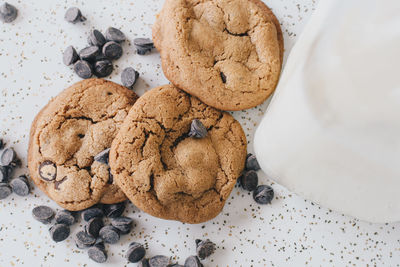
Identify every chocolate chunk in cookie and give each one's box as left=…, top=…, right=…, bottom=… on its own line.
left=109, top=85, right=247, bottom=223
left=28, top=79, right=138, bottom=211
left=153, top=0, right=284, bottom=110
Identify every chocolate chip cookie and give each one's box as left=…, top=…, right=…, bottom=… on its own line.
left=153, top=0, right=284, bottom=111
left=109, top=85, right=247, bottom=223
left=28, top=79, right=138, bottom=211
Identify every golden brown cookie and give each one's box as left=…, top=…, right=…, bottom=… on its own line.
left=153, top=0, right=284, bottom=111
left=109, top=85, right=247, bottom=223
left=28, top=78, right=138, bottom=211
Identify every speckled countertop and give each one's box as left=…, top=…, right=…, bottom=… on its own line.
left=1, top=0, right=399, bottom=266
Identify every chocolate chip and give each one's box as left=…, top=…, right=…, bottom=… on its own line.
left=88, top=244, right=108, bottom=263
left=168, top=264, right=184, bottom=267
left=64, top=7, right=86, bottom=23
left=85, top=217, right=104, bottom=238
left=81, top=207, right=104, bottom=221
left=99, top=225, right=120, bottom=244
left=246, top=153, right=260, bottom=171
left=253, top=185, right=274, bottom=204
left=137, top=47, right=152, bottom=55
left=10, top=175, right=30, bottom=196
left=38, top=160, right=57, bottom=181
left=220, top=72, right=227, bottom=83
left=110, top=216, right=133, bottom=234
left=74, top=60, right=93, bottom=79
left=102, top=41, right=123, bottom=60
left=105, top=27, right=126, bottom=43
left=103, top=202, right=125, bottom=218
left=188, top=119, right=207, bottom=139
left=32, top=205, right=55, bottom=224
left=239, top=170, right=258, bottom=191
left=55, top=210, right=75, bottom=226
left=88, top=29, right=106, bottom=47
left=49, top=223, right=70, bottom=242
left=196, top=239, right=216, bottom=260
left=138, top=258, right=150, bottom=267
left=94, top=239, right=105, bottom=249
left=75, top=230, right=96, bottom=249
left=0, top=2, right=18, bottom=23
left=0, top=166, right=10, bottom=183
left=63, top=45, right=79, bottom=66
left=94, top=59, right=113, bottom=77
left=54, top=176, right=67, bottom=190
left=127, top=242, right=146, bottom=263
left=133, top=38, right=154, bottom=49
left=94, top=148, right=110, bottom=165
left=149, top=255, right=170, bottom=267
left=0, top=183, right=12, bottom=199
left=121, top=67, right=139, bottom=89
left=108, top=169, right=113, bottom=184
left=0, top=147, right=16, bottom=166
left=183, top=256, right=202, bottom=267
left=79, top=46, right=100, bottom=61
left=0, top=139, right=4, bottom=149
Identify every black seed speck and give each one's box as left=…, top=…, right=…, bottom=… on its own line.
left=253, top=185, right=274, bottom=204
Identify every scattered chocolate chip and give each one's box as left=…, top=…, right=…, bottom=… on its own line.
left=64, top=7, right=86, bottom=23
left=99, top=225, right=120, bottom=244
left=246, top=153, right=260, bottom=171
left=195, top=239, right=202, bottom=247
left=138, top=258, right=150, bottom=267
left=220, top=72, right=227, bottom=83
left=79, top=46, right=100, bottom=61
left=196, top=239, right=216, bottom=260
left=38, top=160, right=57, bottom=181
left=88, top=29, right=106, bottom=47
left=88, top=244, right=108, bottom=263
left=74, top=60, right=93, bottom=79
left=94, top=239, right=105, bottom=249
left=0, top=147, right=16, bottom=166
left=102, top=41, right=122, bottom=60
left=10, top=175, right=30, bottom=196
left=127, top=242, right=146, bottom=263
left=149, top=255, right=170, bottom=267
left=94, top=59, right=113, bottom=77
left=32, top=205, right=55, bottom=224
left=110, top=216, right=133, bottom=234
left=49, top=223, right=70, bottom=242
left=168, top=264, right=184, bottom=267
left=0, top=166, right=9, bottom=183
left=188, top=119, right=207, bottom=139
left=253, top=185, right=274, bottom=204
left=240, top=170, right=258, bottom=191
left=85, top=217, right=104, bottom=238
left=133, top=38, right=154, bottom=49
left=81, top=207, right=104, bottom=221
left=0, top=139, right=4, bottom=149
left=0, top=183, right=12, bottom=199
left=75, top=230, right=96, bottom=248
left=121, top=67, right=139, bottom=89
left=0, top=2, right=18, bottom=23
left=103, top=202, right=125, bottom=218
left=183, top=256, right=203, bottom=267
left=63, top=46, right=79, bottom=66
left=55, top=210, right=75, bottom=226
left=105, top=27, right=126, bottom=43
left=94, top=148, right=110, bottom=165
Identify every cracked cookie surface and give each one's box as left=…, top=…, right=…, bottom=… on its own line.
left=28, top=79, right=138, bottom=211
left=109, top=85, right=247, bottom=223
left=153, top=0, right=284, bottom=111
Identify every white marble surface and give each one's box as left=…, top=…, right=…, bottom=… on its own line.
left=0, top=0, right=399, bottom=266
